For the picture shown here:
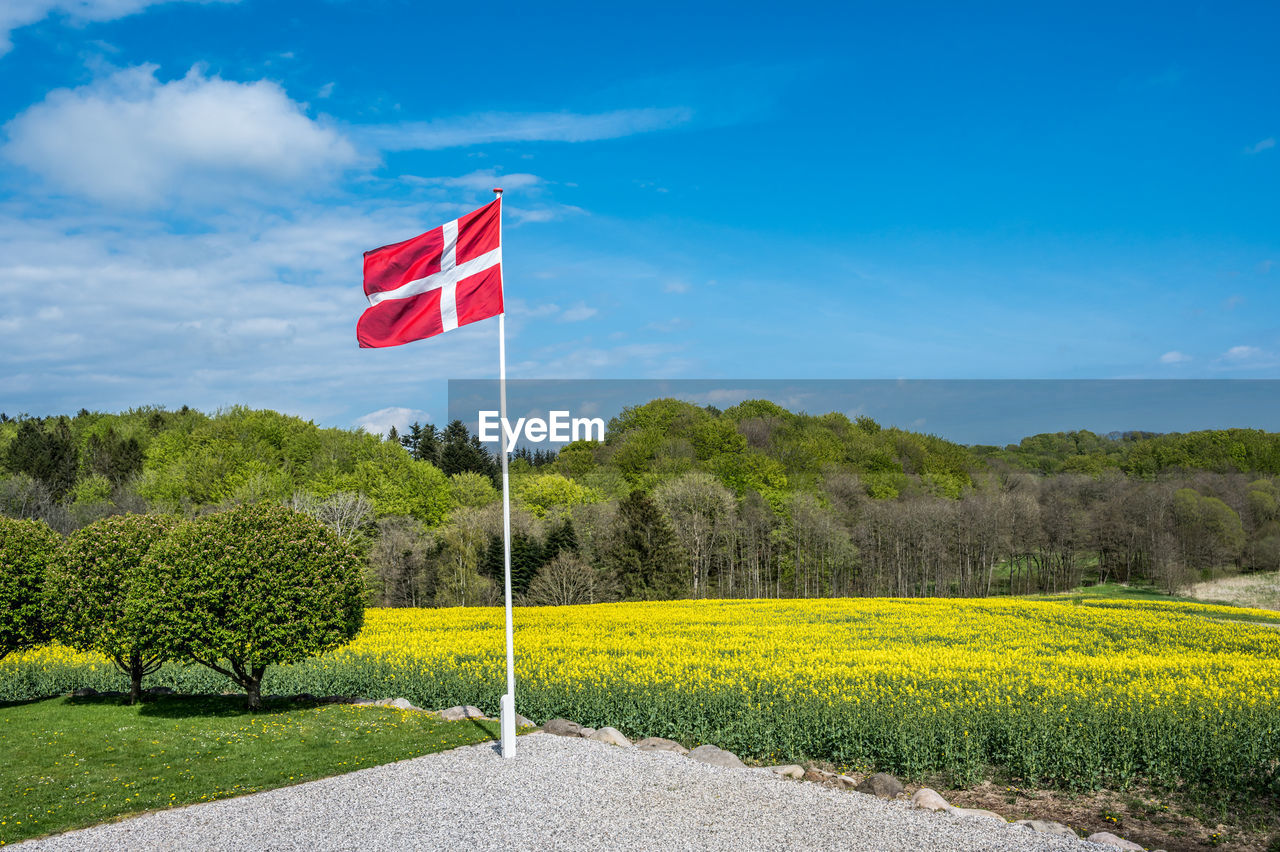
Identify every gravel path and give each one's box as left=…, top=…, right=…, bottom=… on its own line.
left=19, top=733, right=1108, bottom=851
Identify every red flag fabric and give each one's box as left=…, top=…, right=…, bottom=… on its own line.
left=357, top=198, right=503, bottom=348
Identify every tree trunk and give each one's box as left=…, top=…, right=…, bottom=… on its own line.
left=243, top=666, right=268, bottom=711
left=245, top=678, right=261, bottom=711
left=229, top=659, right=269, bottom=711
left=129, top=651, right=143, bottom=705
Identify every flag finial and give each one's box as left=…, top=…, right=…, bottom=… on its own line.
left=493, top=187, right=503, bottom=197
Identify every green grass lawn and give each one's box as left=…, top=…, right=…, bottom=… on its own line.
left=0, top=694, right=500, bottom=846
left=1034, top=581, right=1201, bottom=603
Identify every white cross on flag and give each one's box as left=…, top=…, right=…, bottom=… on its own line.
left=357, top=198, right=503, bottom=347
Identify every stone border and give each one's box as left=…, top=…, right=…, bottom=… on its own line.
left=56, top=691, right=1161, bottom=851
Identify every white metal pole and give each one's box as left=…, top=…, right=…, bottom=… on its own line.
left=495, top=188, right=517, bottom=758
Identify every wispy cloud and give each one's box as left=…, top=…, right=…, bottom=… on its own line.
left=1245, top=137, right=1275, bottom=155
left=560, top=303, right=598, bottom=322
left=0, top=0, right=239, bottom=57
left=359, top=107, right=693, bottom=151
left=1216, top=345, right=1279, bottom=370
left=1223, top=345, right=1264, bottom=361
left=1159, top=350, right=1191, bottom=364
left=403, top=169, right=544, bottom=192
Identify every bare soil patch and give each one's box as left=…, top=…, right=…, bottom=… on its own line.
left=939, top=781, right=1277, bottom=852
left=797, top=761, right=1278, bottom=851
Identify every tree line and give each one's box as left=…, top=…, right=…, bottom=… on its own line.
left=2, top=400, right=1278, bottom=606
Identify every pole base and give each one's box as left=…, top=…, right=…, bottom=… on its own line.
left=500, top=693, right=516, bottom=758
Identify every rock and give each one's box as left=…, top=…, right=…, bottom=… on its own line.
left=515, top=714, right=535, bottom=728
left=803, top=768, right=836, bottom=783
left=766, top=764, right=805, bottom=780
left=386, top=697, right=416, bottom=710
left=911, top=788, right=953, bottom=812
left=688, top=744, right=746, bottom=769
left=855, top=772, right=905, bottom=798
left=580, top=727, right=597, bottom=737
left=633, top=737, right=689, bottom=755
left=1085, top=832, right=1144, bottom=850
left=70, top=687, right=98, bottom=698
left=1014, top=819, right=1079, bottom=839
left=440, top=705, right=487, bottom=722
left=542, top=717, right=586, bottom=737
left=952, top=807, right=1006, bottom=822
left=589, top=727, right=632, bottom=747
left=145, top=686, right=175, bottom=696
left=833, top=774, right=858, bottom=790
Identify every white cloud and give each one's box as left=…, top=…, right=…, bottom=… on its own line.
left=0, top=0, right=239, bottom=57
left=354, top=406, right=431, bottom=438
left=360, top=107, right=693, bottom=151
left=560, top=303, right=597, bottom=322
left=1245, top=137, right=1275, bottom=155
left=1159, top=350, right=1191, bottom=364
left=3, top=64, right=361, bottom=206
left=663, top=280, right=689, bottom=294
left=1224, top=345, right=1263, bottom=361
left=1215, top=345, right=1280, bottom=371
left=404, top=168, right=543, bottom=192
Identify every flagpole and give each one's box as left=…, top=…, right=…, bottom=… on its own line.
left=495, top=187, right=517, bottom=759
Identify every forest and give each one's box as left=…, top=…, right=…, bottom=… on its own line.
left=1, top=399, right=1278, bottom=606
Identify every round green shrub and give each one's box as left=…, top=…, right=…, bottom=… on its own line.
left=129, top=503, right=364, bottom=708
left=0, top=517, right=61, bottom=660
left=45, top=513, right=177, bottom=701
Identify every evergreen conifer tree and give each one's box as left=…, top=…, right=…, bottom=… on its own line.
left=606, top=490, right=686, bottom=600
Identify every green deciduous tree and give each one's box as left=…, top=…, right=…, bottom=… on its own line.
left=46, top=514, right=176, bottom=703
left=0, top=517, right=60, bottom=660
left=433, top=507, right=492, bottom=607
left=655, top=472, right=735, bottom=597
left=512, top=472, right=600, bottom=518
left=449, top=471, right=499, bottom=509
left=1171, top=487, right=1245, bottom=574
left=129, top=504, right=364, bottom=710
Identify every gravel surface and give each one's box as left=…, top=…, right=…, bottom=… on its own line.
left=19, top=733, right=1110, bottom=851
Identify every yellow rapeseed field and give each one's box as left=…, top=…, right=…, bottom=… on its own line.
left=5, top=598, right=1279, bottom=790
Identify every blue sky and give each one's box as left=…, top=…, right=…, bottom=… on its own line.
left=0, top=1, right=1276, bottom=438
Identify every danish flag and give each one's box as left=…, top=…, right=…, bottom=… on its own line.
left=357, top=197, right=503, bottom=348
